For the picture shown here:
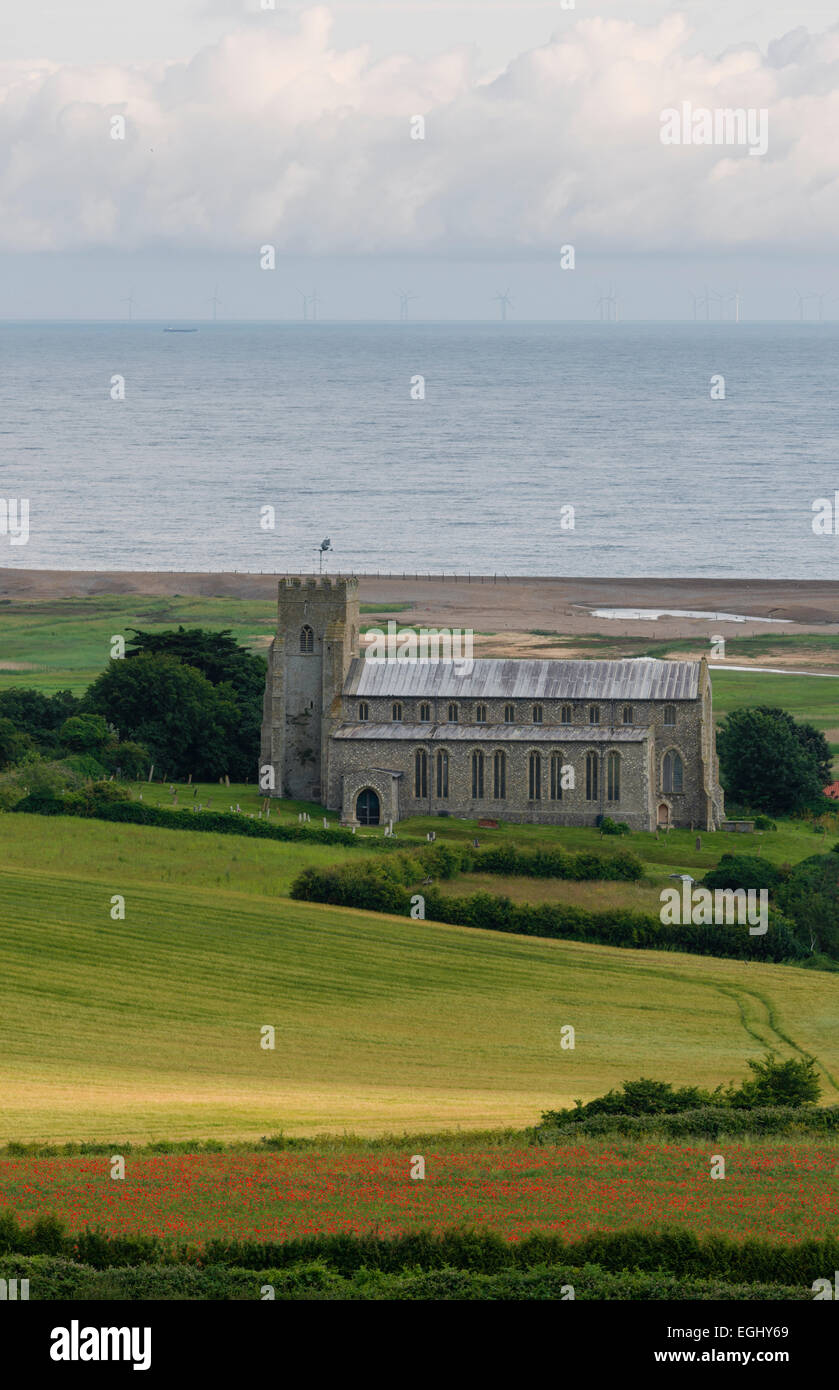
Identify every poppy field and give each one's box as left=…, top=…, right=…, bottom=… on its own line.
left=2, top=1139, right=838, bottom=1247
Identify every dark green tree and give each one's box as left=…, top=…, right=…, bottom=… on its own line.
left=0, top=688, right=80, bottom=750
left=776, top=852, right=839, bottom=957
left=59, top=713, right=112, bottom=754
left=716, top=707, right=825, bottom=813
left=84, top=652, right=242, bottom=780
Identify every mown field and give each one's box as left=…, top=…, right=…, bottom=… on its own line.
left=2, top=820, right=839, bottom=1144
left=2, top=1140, right=837, bottom=1245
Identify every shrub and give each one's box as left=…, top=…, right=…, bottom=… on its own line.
left=702, top=854, right=781, bottom=894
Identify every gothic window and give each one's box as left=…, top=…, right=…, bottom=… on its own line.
left=663, top=750, right=683, bottom=794
left=493, top=750, right=506, bottom=799
left=436, top=750, right=449, bottom=799
left=532, top=704, right=543, bottom=724
left=504, top=704, right=515, bottom=724
left=550, top=752, right=564, bottom=801
left=476, top=703, right=487, bottom=724
left=607, top=751, right=620, bottom=802
left=472, top=750, right=484, bottom=799
left=358, top=702, right=369, bottom=722
left=585, top=750, right=599, bottom=801
left=300, top=625, right=314, bottom=653
left=529, top=751, right=542, bottom=800
left=414, top=749, right=428, bottom=798
left=560, top=704, right=572, bottom=725
left=622, top=705, right=633, bottom=725
left=588, top=705, right=600, bottom=725
left=663, top=704, right=676, bottom=727
left=392, top=702, right=403, bottom=722
left=447, top=702, right=459, bottom=723
left=419, top=702, right=431, bottom=722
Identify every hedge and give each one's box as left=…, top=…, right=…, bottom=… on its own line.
left=536, top=1105, right=839, bottom=1141
left=290, top=863, right=808, bottom=963
left=0, top=1216, right=835, bottom=1286
left=0, top=1254, right=810, bottom=1301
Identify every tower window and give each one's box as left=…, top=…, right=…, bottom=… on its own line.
left=419, top=702, right=431, bottom=722
left=550, top=752, right=564, bottom=801
left=300, top=625, right=314, bottom=653
left=392, top=702, right=403, bottom=722
left=358, top=702, right=369, bottom=722
left=663, top=750, right=683, bottom=793
left=447, top=702, right=459, bottom=723
left=504, top=704, right=515, bottom=724
left=622, top=705, right=633, bottom=725
left=663, top=704, right=676, bottom=727
left=475, top=703, right=487, bottom=723
left=588, top=706, right=600, bottom=725
left=560, top=704, right=572, bottom=725
left=532, top=704, right=543, bottom=725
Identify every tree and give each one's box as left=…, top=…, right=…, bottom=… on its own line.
left=716, top=707, right=825, bottom=813
left=0, top=688, right=80, bottom=750
left=59, top=713, right=112, bottom=754
left=0, top=717, right=33, bottom=768
left=728, top=1055, right=820, bottom=1109
left=84, top=652, right=242, bottom=780
left=124, top=627, right=265, bottom=779
left=776, top=852, right=839, bottom=957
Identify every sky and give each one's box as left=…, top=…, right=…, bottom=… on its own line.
left=1, top=2, right=838, bottom=318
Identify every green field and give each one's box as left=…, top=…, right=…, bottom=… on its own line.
left=2, top=815, right=839, bottom=1144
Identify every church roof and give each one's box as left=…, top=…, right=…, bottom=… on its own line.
left=343, top=657, right=701, bottom=702
left=334, top=723, right=651, bottom=743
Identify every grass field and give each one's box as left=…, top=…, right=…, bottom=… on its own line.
left=2, top=1140, right=836, bottom=1245
left=2, top=824, right=839, bottom=1144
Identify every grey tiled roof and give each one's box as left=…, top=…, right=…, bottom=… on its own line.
left=343, top=657, right=700, bottom=701
left=333, top=723, right=652, bottom=743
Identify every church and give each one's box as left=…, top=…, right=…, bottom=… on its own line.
left=260, top=576, right=725, bottom=832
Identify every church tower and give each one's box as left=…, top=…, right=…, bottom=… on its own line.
left=260, top=576, right=359, bottom=803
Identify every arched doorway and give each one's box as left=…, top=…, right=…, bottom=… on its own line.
left=657, top=802, right=670, bottom=828
left=356, top=788, right=381, bottom=826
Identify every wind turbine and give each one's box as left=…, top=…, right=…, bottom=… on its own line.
left=703, top=286, right=725, bottom=320
left=596, top=285, right=618, bottom=322
left=794, top=289, right=816, bottom=322
left=727, top=289, right=744, bottom=323
left=493, top=289, right=513, bottom=322
left=395, top=289, right=417, bottom=322
left=208, top=285, right=222, bottom=321
left=812, top=292, right=830, bottom=322
left=121, top=289, right=137, bottom=321
left=691, top=292, right=704, bottom=321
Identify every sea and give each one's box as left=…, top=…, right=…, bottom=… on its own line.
left=1, top=320, right=837, bottom=578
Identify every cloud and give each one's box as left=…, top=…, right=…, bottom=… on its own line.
left=1, top=6, right=838, bottom=256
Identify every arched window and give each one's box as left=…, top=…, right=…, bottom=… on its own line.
left=550, top=752, right=564, bottom=801
left=622, top=705, right=633, bottom=725
left=300, top=625, right=314, bottom=653
left=585, top=750, right=599, bottom=801
left=560, top=704, right=572, bottom=725
left=447, top=702, right=459, bottom=723
left=476, top=703, right=487, bottom=724
left=663, top=749, right=683, bottom=793
left=414, top=749, right=428, bottom=798
left=529, top=751, right=542, bottom=800
left=419, top=702, right=431, bottom=723
left=607, top=751, right=620, bottom=802
left=358, top=702, right=369, bottom=722
left=504, top=704, right=515, bottom=724
left=472, top=750, right=484, bottom=798
left=663, top=704, right=676, bottom=727
left=588, top=705, right=600, bottom=725
left=392, top=702, right=403, bottom=722
left=493, top=750, right=506, bottom=799
left=532, top=704, right=543, bottom=725
left=436, top=750, right=449, bottom=799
